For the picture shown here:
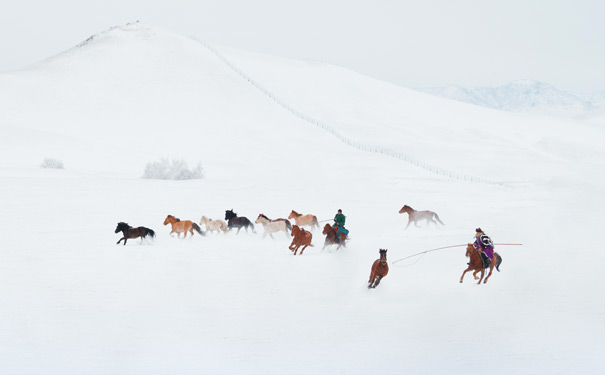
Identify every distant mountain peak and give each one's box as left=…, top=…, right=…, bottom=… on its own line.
left=418, top=80, right=601, bottom=117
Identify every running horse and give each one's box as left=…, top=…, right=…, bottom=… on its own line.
left=288, top=210, right=319, bottom=230
left=255, top=214, right=291, bottom=239
left=224, top=209, right=255, bottom=234
left=460, top=243, right=503, bottom=284
left=163, top=215, right=205, bottom=238
left=398, top=204, right=445, bottom=229
left=200, top=216, right=229, bottom=234
left=322, top=223, right=347, bottom=250
left=289, top=225, right=313, bottom=255
left=115, top=222, right=155, bottom=245
left=368, top=249, right=389, bottom=288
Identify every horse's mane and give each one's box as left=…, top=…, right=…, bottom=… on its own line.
left=259, top=214, right=270, bottom=220
left=117, top=222, right=131, bottom=229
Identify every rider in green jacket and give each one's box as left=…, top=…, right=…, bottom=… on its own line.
left=333, top=209, right=348, bottom=243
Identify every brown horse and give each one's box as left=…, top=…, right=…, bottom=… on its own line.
left=322, top=223, right=347, bottom=250
left=289, top=225, right=313, bottom=255
left=163, top=215, right=205, bottom=238
left=288, top=210, right=319, bottom=229
left=368, top=249, right=389, bottom=288
left=398, top=204, right=445, bottom=229
left=115, top=222, right=155, bottom=245
left=460, top=243, right=503, bottom=284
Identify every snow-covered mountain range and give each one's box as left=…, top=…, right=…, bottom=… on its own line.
left=419, top=80, right=604, bottom=117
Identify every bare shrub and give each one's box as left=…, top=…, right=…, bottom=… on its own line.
left=40, top=158, right=64, bottom=169
left=142, top=158, right=204, bottom=180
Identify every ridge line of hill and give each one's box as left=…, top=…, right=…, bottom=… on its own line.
left=194, top=38, right=497, bottom=185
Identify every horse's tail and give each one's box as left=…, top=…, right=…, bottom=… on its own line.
left=246, top=219, right=256, bottom=233
left=192, top=223, right=206, bottom=236
left=495, top=253, right=502, bottom=272
left=285, top=219, right=292, bottom=231
left=434, top=213, right=445, bottom=225
left=146, top=228, right=156, bottom=239
left=312, top=216, right=319, bottom=228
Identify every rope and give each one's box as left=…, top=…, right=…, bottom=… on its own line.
left=391, top=243, right=523, bottom=265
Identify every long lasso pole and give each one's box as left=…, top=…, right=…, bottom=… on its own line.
left=391, top=243, right=523, bottom=264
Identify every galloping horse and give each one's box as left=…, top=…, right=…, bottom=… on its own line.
left=368, top=249, right=389, bottom=288
left=289, top=225, right=313, bottom=255
left=200, top=216, right=229, bottom=234
left=224, top=209, right=255, bottom=234
left=460, top=243, right=503, bottom=284
left=115, top=222, right=155, bottom=245
left=288, top=210, right=319, bottom=229
left=398, top=204, right=445, bottom=229
left=255, top=214, right=291, bottom=239
left=322, top=223, right=347, bottom=250
left=163, top=215, right=205, bottom=238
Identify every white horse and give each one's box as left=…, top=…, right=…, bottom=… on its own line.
left=200, top=216, right=229, bottom=234
left=255, top=214, right=291, bottom=239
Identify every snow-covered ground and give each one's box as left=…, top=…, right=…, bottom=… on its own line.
left=1, top=23, right=604, bottom=374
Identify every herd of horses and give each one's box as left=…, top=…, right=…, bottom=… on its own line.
left=115, top=204, right=502, bottom=287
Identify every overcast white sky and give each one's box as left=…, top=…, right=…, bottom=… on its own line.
left=1, top=0, right=603, bottom=93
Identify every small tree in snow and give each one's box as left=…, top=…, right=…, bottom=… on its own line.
left=142, top=158, right=204, bottom=180
left=40, top=157, right=64, bottom=169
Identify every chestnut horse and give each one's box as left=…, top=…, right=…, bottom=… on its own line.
left=163, top=215, right=205, bottom=238
left=200, top=216, right=229, bottom=234
left=225, top=209, right=255, bottom=234
left=460, top=243, right=503, bottom=284
left=288, top=210, right=319, bottom=229
left=322, top=224, right=347, bottom=250
left=289, top=225, right=313, bottom=255
left=368, top=249, right=389, bottom=288
left=115, top=222, right=155, bottom=245
left=398, top=204, right=445, bottom=229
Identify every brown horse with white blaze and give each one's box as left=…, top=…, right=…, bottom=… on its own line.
left=163, top=215, right=205, bottom=238
left=289, top=225, right=313, bottom=255
left=399, top=204, right=444, bottom=229
left=288, top=210, right=319, bottom=229
left=460, top=243, right=502, bottom=284
left=368, top=249, right=389, bottom=288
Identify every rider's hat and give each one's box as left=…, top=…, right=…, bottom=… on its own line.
left=338, top=209, right=342, bottom=212
left=475, top=227, right=483, bottom=233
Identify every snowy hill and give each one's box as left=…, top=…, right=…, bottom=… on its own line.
left=419, top=80, right=601, bottom=117
left=0, top=23, right=604, bottom=375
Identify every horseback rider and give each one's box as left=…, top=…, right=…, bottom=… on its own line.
left=474, top=227, right=494, bottom=267
left=333, top=209, right=349, bottom=243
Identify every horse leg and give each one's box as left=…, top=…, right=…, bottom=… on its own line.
left=373, top=275, right=383, bottom=288
left=117, top=237, right=125, bottom=245
left=460, top=268, right=471, bottom=283
left=405, top=219, right=412, bottom=229
left=484, top=265, right=495, bottom=284
left=299, top=244, right=309, bottom=255
left=477, top=269, right=485, bottom=284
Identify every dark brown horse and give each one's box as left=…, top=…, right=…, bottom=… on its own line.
left=289, top=225, right=313, bottom=255
left=368, top=249, right=389, bottom=288
left=225, top=209, right=256, bottom=234
left=322, top=224, right=347, bottom=250
left=398, top=204, right=445, bottom=229
left=115, top=222, right=155, bottom=245
left=460, top=243, right=502, bottom=284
